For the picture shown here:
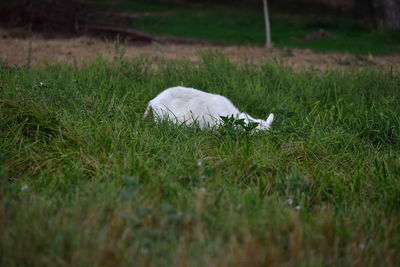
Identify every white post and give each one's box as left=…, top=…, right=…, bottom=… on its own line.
left=262, top=0, right=272, bottom=48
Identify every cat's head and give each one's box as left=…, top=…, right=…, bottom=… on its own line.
left=241, top=113, right=274, bottom=130
left=257, top=113, right=274, bottom=130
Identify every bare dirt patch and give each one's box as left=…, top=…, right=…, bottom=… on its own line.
left=1, top=28, right=399, bottom=71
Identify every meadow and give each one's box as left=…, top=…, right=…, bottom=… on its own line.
left=95, top=0, right=400, bottom=55
left=0, top=52, right=400, bottom=266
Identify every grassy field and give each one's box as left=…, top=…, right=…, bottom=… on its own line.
left=94, top=0, right=400, bottom=55
left=1, top=52, right=400, bottom=266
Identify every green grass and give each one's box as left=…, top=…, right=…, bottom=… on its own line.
left=1, top=53, right=400, bottom=266
left=92, top=1, right=400, bottom=55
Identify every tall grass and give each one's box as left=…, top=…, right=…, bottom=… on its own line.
left=0, top=53, right=399, bottom=266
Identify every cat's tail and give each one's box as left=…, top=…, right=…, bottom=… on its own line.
left=143, top=104, right=152, bottom=119
left=266, top=113, right=274, bottom=129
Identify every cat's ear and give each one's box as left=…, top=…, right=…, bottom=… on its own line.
left=266, top=113, right=274, bottom=126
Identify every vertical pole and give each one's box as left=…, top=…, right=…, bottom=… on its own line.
left=262, top=0, right=272, bottom=48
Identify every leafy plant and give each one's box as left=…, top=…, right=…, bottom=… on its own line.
left=220, top=115, right=259, bottom=131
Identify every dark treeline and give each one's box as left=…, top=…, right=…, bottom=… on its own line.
left=0, top=0, right=399, bottom=31
left=0, top=0, right=85, bottom=33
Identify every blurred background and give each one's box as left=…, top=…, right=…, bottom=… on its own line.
left=0, top=0, right=399, bottom=55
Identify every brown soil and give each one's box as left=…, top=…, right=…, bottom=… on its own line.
left=1, top=28, right=399, bottom=71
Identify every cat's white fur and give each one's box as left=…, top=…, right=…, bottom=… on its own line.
left=143, top=86, right=274, bottom=130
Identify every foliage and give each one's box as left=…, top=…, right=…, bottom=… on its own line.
left=220, top=115, right=259, bottom=132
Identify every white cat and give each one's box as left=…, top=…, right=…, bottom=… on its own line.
left=143, top=86, right=274, bottom=130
